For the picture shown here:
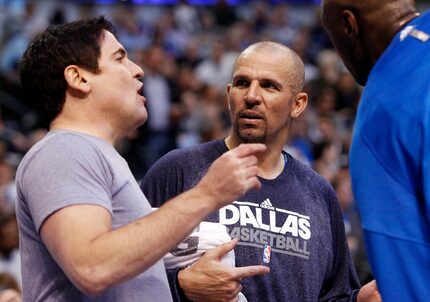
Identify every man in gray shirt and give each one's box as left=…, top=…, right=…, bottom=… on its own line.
left=16, top=17, right=268, bottom=301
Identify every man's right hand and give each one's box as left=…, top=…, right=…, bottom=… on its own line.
left=197, top=143, right=266, bottom=210
left=178, top=239, right=270, bottom=302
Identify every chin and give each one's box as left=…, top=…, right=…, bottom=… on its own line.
left=237, top=130, right=266, bottom=144
left=139, top=115, right=148, bottom=126
left=356, top=74, right=368, bottom=86
left=347, top=62, right=371, bottom=86
left=131, top=113, right=148, bottom=129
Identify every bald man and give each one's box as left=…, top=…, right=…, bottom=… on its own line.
left=142, top=42, right=368, bottom=302
left=322, top=1, right=430, bottom=300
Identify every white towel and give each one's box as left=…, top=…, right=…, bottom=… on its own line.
left=163, top=221, right=235, bottom=268
left=161, top=219, right=247, bottom=302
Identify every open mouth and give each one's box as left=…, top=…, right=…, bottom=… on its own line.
left=138, top=84, right=144, bottom=95
left=239, top=111, right=264, bottom=120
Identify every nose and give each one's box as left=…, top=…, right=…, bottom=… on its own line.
left=129, top=59, right=144, bottom=79
left=244, top=80, right=262, bottom=104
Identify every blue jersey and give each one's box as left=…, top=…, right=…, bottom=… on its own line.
left=350, top=11, right=430, bottom=301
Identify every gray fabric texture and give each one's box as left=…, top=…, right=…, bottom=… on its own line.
left=16, top=130, right=172, bottom=302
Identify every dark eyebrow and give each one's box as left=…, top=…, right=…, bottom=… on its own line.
left=261, top=78, right=283, bottom=89
left=232, top=74, right=284, bottom=89
left=232, top=74, right=248, bottom=81
left=112, top=48, right=127, bottom=58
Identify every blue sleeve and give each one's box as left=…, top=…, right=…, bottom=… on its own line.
left=351, top=92, right=430, bottom=301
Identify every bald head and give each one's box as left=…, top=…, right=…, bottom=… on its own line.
left=322, top=0, right=418, bottom=85
left=233, top=42, right=305, bottom=93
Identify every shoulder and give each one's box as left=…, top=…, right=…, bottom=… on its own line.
left=17, top=131, right=114, bottom=184
left=288, top=153, right=332, bottom=188
left=286, top=153, right=337, bottom=203
left=24, top=131, right=110, bottom=158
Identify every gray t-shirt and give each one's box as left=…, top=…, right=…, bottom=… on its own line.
left=16, top=130, right=172, bottom=302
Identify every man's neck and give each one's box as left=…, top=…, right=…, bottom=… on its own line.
left=366, top=8, right=420, bottom=66
left=224, top=136, right=285, bottom=180
left=50, top=118, right=117, bottom=145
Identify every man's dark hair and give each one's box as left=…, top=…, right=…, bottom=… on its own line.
left=19, top=16, right=115, bottom=124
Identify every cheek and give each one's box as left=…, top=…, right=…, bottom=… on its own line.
left=228, top=97, right=240, bottom=114
left=269, top=103, right=291, bottom=125
left=271, top=99, right=291, bottom=115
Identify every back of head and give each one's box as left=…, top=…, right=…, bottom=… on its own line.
left=322, top=0, right=416, bottom=24
left=19, top=16, right=115, bottom=124
left=321, top=0, right=417, bottom=85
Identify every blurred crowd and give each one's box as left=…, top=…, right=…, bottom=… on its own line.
left=2, top=0, right=428, bottom=297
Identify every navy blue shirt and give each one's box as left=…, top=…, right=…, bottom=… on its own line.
left=143, top=140, right=359, bottom=301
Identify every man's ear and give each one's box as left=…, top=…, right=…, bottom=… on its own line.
left=64, top=65, right=91, bottom=94
left=290, top=92, right=308, bottom=118
left=226, top=83, right=232, bottom=111
left=342, top=10, right=359, bottom=37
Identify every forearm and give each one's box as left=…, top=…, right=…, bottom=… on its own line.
left=68, top=186, right=216, bottom=293
left=43, top=143, right=265, bottom=295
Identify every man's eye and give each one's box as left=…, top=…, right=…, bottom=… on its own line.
left=235, top=79, right=248, bottom=87
left=262, top=82, right=277, bottom=90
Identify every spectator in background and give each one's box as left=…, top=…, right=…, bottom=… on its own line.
left=173, top=0, right=202, bottom=35
left=312, top=139, right=341, bottom=183
left=141, top=45, right=177, bottom=174
left=0, top=2, right=45, bottom=84
left=0, top=272, right=21, bottom=302
left=175, top=90, right=206, bottom=148
left=0, top=161, right=17, bottom=213
left=153, top=8, right=191, bottom=57
left=262, top=4, right=298, bottom=45
left=212, top=0, right=238, bottom=27
left=308, top=49, right=343, bottom=97
left=0, top=211, right=20, bottom=289
left=332, top=167, right=373, bottom=285
left=248, top=1, right=270, bottom=33
left=195, top=42, right=234, bottom=92
left=335, top=72, right=360, bottom=112
left=175, top=39, right=202, bottom=69
left=112, top=5, right=151, bottom=53
left=285, top=112, right=313, bottom=165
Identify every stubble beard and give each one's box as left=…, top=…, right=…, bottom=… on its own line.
left=235, top=122, right=267, bottom=144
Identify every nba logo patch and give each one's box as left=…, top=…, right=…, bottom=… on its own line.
left=263, top=245, right=271, bottom=264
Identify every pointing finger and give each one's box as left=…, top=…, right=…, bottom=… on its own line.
left=230, top=265, right=270, bottom=280
left=205, top=239, right=238, bottom=261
